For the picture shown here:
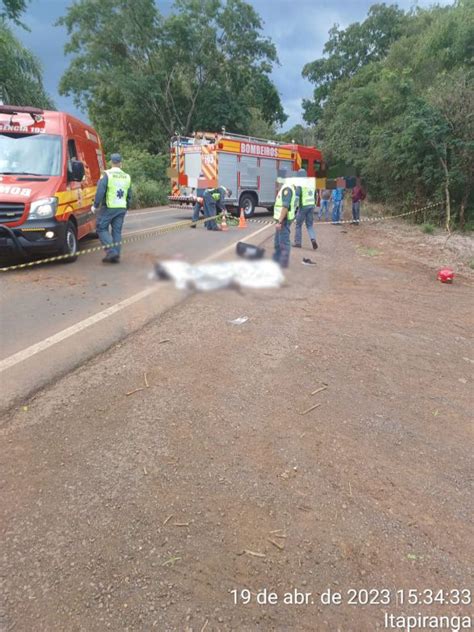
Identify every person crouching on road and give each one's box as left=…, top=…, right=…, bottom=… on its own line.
left=273, top=180, right=297, bottom=268
left=203, top=186, right=230, bottom=231
left=92, top=153, right=132, bottom=263
left=293, top=168, right=318, bottom=250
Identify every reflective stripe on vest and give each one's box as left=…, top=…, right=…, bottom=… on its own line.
left=105, top=168, right=131, bottom=209
left=205, top=187, right=222, bottom=202
left=274, top=184, right=297, bottom=221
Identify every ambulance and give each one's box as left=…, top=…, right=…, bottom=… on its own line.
left=0, top=105, right=106, bottom=262
left=169, top=131, right=325, bottom=217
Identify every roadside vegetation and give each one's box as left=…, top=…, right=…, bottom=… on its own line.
left=1, top=0, right=473, bottom=225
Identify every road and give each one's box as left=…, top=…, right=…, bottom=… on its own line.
left=1, top=217, right=472, bottom=631
left=0, top=206, right=273, bottom=411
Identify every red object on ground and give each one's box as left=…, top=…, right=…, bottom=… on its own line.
left=437, top=268, right=454, bottom=283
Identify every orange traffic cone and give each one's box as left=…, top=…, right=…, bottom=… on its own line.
left=238, top=207, right=248, bottom=229
left=220, top=212, right=229, bottom=231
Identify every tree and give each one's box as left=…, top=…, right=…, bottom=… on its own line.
left=58, top=0, right=286, bottom=154
left=0, top=0, right=29, bottom=26
left=0, top=22, right=54, bottom=108
left=309, top=1, right=474, bottom=228
left=302, top=3, right=408, bottom=124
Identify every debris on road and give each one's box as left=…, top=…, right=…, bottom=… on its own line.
left=268, top=538, right=285, bottom=550
left=125, top=387, right=145, bottom=396
left=300, top=402, right=322, bottom=415
left=311, top=385, right=328, bottom=396
left=229, top=316, right=249, bottom=325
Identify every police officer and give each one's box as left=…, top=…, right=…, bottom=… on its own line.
left=273, top=179, right=298, bottom=268
left=202, top=185, right=230, bottom=231
left=293, top=168, right=318, bottom=250
left=92, top=153, right=132, bottom=263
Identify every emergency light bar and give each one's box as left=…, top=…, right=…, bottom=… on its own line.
left=0, top=105, right=44, bottom=123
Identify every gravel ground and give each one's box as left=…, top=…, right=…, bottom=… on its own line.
left=1, top=219, right=473, bottom=632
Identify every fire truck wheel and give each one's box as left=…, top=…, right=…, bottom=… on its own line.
left=59, top=221, right=78, bottom=263
left=239, top=193, right=257, bottom=218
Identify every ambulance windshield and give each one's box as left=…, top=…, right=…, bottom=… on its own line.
left=0, top=133, right=62, bottom=176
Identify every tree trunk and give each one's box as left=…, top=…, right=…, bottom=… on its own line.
left=438, top=143, right=451, bottom=232
left=445, top=176, right=451, bottom=232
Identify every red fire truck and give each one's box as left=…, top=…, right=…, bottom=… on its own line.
left=169, top=131, right=325, bottom=217
left=0, top=105, right=105, bottom=262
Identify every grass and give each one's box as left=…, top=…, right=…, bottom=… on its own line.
left=357, top=246, right=382, bottom=257
left=469, top=259, right=474, bottom=270
left=421, top=223, right=436, bottom=234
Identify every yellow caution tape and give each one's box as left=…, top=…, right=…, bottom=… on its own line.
left=0, top=202, right=441, bottom=272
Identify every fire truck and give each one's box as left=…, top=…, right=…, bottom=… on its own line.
left=168, top=131, right=325, bottom=217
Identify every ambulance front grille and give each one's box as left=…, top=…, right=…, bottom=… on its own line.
left=0, top=203, right=25, bottom=223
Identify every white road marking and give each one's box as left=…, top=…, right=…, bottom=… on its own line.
left=0, top=287, right=157, bottom=372
left=0, top=223, right=272, bottom=373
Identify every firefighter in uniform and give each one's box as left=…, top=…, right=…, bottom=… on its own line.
left=92, top=153, right=132, bottom=263
left=202, top=186, right=230, bottom=231
left=273, top=180, right=298, bottom=268
left=293, top=168, right=318, bottom=250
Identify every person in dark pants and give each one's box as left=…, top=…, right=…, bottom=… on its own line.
left=293, top=168, right=318, bottom=250
left=351, top=179, right=366, bottom=224
left=272, top=181, right=298, bottom=268
left=190, top=172, right=205, bottom=228
left=202, top=186, right=230, bottom=231
left=92, top=153, right=132, bottom=263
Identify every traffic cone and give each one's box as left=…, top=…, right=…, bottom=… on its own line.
left=220, top=212, right=229, bottom=231
left=238, top=207, right=248, bottom=229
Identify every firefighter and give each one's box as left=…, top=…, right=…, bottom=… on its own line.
left=202, top=186, right=230, bottom=231
left=92, top=153, right=132, bottom=263
left=273, top=179, right=298, bottom=268
left=293, top=168, right=318, bottom=250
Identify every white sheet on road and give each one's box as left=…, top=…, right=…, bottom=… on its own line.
left=155, top=260, right=285, bottom=291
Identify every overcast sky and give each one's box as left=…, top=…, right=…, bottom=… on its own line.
left=16, top=0, right=453, bottom=131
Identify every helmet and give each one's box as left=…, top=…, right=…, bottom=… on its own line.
left=297, top=168, right=307, bottom=177
left=437, top=268, right=454, bottom=283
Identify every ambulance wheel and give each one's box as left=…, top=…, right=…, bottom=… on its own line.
left=60, top=221, right=78, bottom=263
left=239, top=193, right=257, bottom=218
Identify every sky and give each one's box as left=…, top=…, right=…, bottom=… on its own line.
left=15, top=0, right=453, bottom=132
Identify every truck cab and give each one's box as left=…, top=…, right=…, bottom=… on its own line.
left=0, top=105, right=105, bottom=263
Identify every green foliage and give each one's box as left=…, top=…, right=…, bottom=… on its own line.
left=422, top=223, right=435, bottom=234
left=277, top=124, right=320, bottom=146
left=130, top=179, right=168, bottom=210
left=302, top=3, right=408, bottom=123
left=57, top=0, right=286, bottom=154
left=304, top=2, right=474, bottom=228
left=0, top=22, right=54, bottom=108
left=0, top=0, right=29, bottom=26
left=116, top=147, right=169, bottom=209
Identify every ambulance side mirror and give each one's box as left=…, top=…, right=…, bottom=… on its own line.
left=69, top=160, right=85, bottom=182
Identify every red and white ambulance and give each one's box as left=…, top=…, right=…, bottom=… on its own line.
left=0, top=105, right=106, bottom=262
left=169, top=131, right=325, bottom=217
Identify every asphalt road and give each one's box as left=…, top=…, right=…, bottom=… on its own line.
left=0, top=206, right=273, bottom=411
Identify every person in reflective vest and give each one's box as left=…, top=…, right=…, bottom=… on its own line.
left=92, top=153, right=132, bottom=263
left=202, top=186, right=230, bottom=231
left=273, top=180, right=298, bottom=268
left=293, top=168, right=318, bottom=250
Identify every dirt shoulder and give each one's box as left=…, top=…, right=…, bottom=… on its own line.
left=1, top=219, right=473, bottom=631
